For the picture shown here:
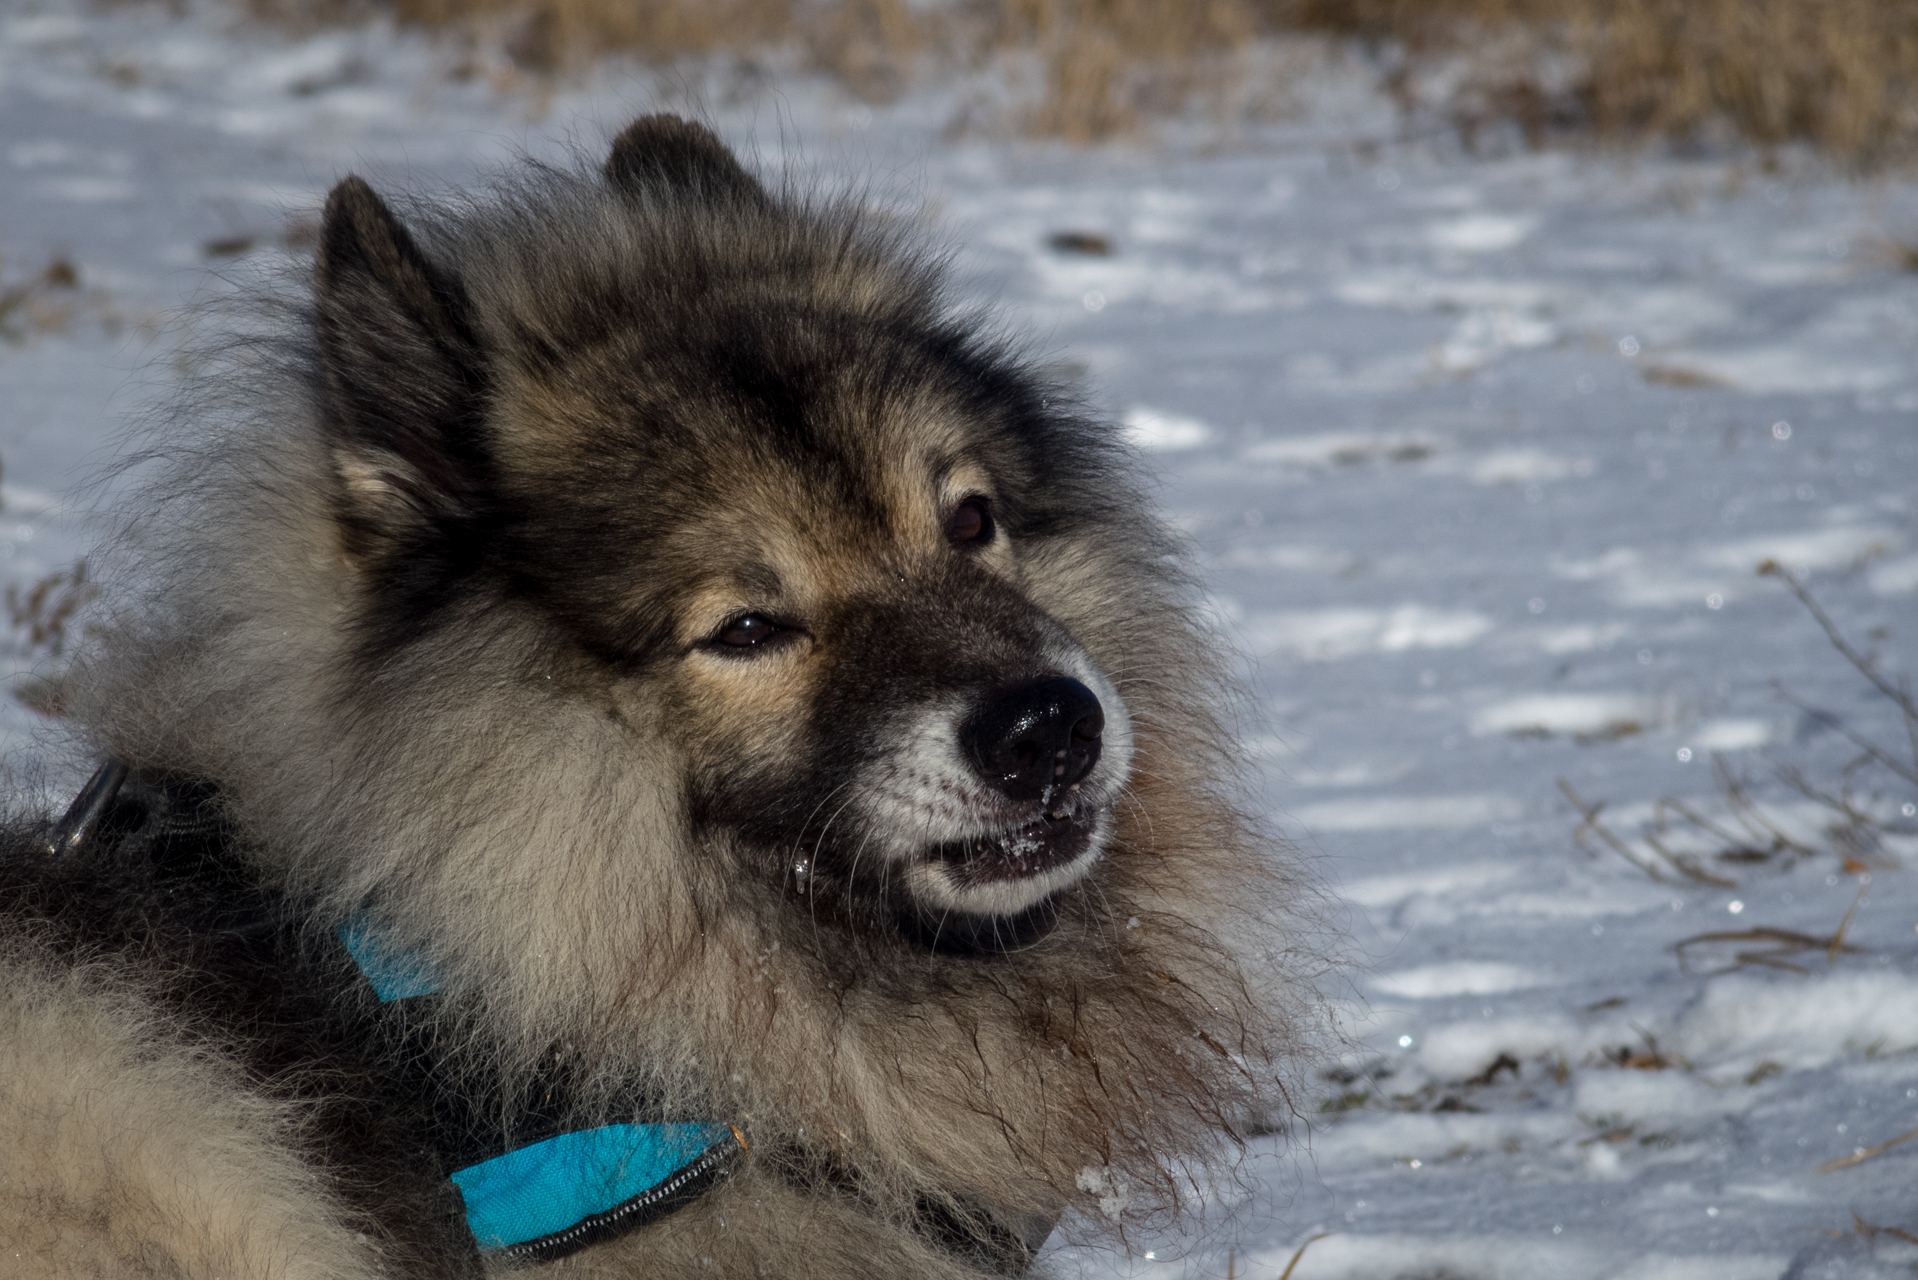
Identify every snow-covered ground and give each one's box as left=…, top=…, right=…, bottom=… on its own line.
left=4, top=5, right=1917, bottom=1277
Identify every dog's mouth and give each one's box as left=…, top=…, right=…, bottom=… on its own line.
left=929, top=810, right=1096, bottom=890
left=884, top=807, right=1102, bottom=948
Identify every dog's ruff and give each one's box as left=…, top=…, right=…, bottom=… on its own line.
left=0, top=115, right=1330, bottom=1278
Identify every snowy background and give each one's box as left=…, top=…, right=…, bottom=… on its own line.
left=3, top=5, right=1917, bottom=1278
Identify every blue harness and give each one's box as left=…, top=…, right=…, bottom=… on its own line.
left=337, top=922, right=744, bottom=1266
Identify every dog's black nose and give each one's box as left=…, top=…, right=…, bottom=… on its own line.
left=962, top=677, right=1104, bottom=802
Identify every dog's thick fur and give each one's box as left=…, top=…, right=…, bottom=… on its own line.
left=0, top=117, right=1326, bottom=1278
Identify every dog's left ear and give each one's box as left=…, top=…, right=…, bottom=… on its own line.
left=604, top=114, right=770, bottom=208
left=315, top=175, right=488, bottom=546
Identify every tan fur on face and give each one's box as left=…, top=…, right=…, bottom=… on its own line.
left=0, top=938, right=385, bottom=1280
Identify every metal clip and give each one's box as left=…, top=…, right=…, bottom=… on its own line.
left=47, top=759, right=129, bottom=859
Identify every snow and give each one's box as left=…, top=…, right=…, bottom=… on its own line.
left=1124, top=406, right=1214, bottom=451
left=3, top=4, right=1917, bottom=1277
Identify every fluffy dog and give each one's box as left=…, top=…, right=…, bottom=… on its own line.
left=0, top=116, right=1325, bottom=1279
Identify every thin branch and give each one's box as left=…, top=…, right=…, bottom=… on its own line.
left=1638, top=827, right=1739, bottom=888
left=1652, top=795, right=1761, bottom=855
left=1673, top=925, right=1862, bottom=977
left=1277, top=1234, right=1333, bottom=1280
left=1760, top=560, right=1917, bottom=719
left=1829, top=881, right=1868, bottom=962
left=1818, top=1125, right=1918, bottom=1174
left=1558, top=779, right=1669, bottom=883
left=1771, top=684, right=1918, bottom=788
left=1714, top=754, right=1823, bottom=857
left=1560, top=779, right=1742, bottom=886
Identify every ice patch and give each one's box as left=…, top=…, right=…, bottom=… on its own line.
left=1416, top=1013, right=1608, bottom=1078
left=1, top=487, right=68, bottom=517
left=1611, top=1257, right=1792, bottom=1280
left=36, top=177, right=138, bottom=203
left=1243, top=430, right=1442, bottom=468
left=1121, top=406, right=1211, bottom=450
left=231, top=35, right=364, bottom=96
left=1685, top=718, right=1775, bottom=752
left=1337, top=271, right=1553, bottom=314
left=1288, top=761, right=1409, bottom=788
left=1428, top=213, right=1537, bottom=252
left=1546, top=529, right=1898, bottom=609
left=10, top=140, right=132, bottom=172
left=1573, top=1069, right=1743, bottom=1121
left=1251, top=605, right=1493, bottom=660
left=1551, top=548, right=1640, bottom=583
left=1073, top=1166, right=1131, bottom=1221
left=1469, top=887, right=1650, bottom=920
left=1342, top=862, right=1522, bottom=908
left=1573, top=286, right=1739, bottom=347
left=1374, top=962, right=1548, bottom=999
left=1456, top=448, right=1584, bottom=485
left=1869, top=553, right=1918, bottom=594
left=1700, top=525, right=1901, bottom=575
left=1527, top=623, right=1629, bottom=654
left=1676, top=972, right=1918, bottom=1071
left=1291, top=794, right=1523, bottom=832
left=1212, top=543, right=1354, bottom=573
left=1666, top=347, right=1904, bottom=394
left=1435, top=308, right=1559, bottom=372
left=1471, top=694, right=1666, bottom=739
left=1029, top=254, right=1275, bottom=315
left=1309, top=1110, right=1572, bottom=1166
left=1, top=14, right=86, bottom=42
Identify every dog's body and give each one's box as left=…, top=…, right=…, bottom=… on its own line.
left=0, top=118, right=1322, bottom=1278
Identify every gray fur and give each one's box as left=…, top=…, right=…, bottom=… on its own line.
left=17, top=115, right=1333, bottom=1277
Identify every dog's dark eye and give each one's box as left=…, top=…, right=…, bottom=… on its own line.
left=945, top=497, right=993, bottom=548
left=714, top=614, right=782, bottom=649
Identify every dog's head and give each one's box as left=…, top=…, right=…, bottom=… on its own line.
left=311, top=117, right=1139, bottom=938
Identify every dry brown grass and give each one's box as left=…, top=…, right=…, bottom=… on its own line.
left=0, top=256, right=82, bottom=344
left=1261, top=0, right=1918, bottom=164
left=6, top=560, right=102, bottom=718
left=981, top=1, right=1268, bottom=141
left=1559, top=562, right=1916, bottom=908
left=245, top=0, right=1918, bottom=162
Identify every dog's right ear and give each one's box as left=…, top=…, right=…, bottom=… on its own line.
left=315, top=176, right=487, bottom=547
left=604, top=115, right=769, bottom=208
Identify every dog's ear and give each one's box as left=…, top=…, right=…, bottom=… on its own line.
left=604, top=115, right=769, bottom=208
left=315, top=175, right=487, bottom=546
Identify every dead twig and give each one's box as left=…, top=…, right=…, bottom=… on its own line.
left=1277, top=1233, right=1332, bottom=1280
left=1760, top=560, right=1918, bottom=723
left=1771, top=682, right=1918, bottom=789
left=1651, top=794, right=1771, bottom=860
left=1558, top=778, right=1737, bottom=887
left=1713, top=755, right=1825, bottom=860
left=1674, top=924, right=1863, bottom=977
left=1849, top=1212, right=1918, bottom=1246
left=1829, top=880, right=1868, bottom=962
left=1761, top=559, right=1918, bottom=782
left=1818, top=1128, right=1918, bottom=1174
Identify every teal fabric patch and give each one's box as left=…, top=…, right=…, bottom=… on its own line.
left=336, top=920, right=735, bottom=1255
left=336, top=919, right=440, bottom=1002
left=452, top=1122, right=734, bottom=1251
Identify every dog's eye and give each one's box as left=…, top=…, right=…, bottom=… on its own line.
left=714, top=614, right=782, bottom=649
left=945, top=497, right=994, bottom=548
